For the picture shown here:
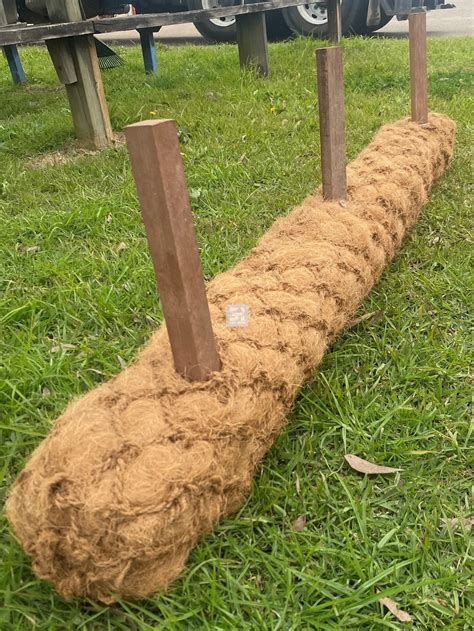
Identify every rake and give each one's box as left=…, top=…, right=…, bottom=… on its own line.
left=94, top=38, right=125, bottom=70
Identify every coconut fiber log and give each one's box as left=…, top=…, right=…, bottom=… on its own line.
left=6, top=114, right=455, bottom=602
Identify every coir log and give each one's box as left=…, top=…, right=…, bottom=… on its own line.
left=6, top=114, right=455, bottom=602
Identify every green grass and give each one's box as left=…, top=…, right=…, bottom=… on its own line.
left=0, top=35, right=473, bottom=629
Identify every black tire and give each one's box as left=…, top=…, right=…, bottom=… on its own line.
left=281, top=0, right=367, bottom=38
left=351, top=0, right=393, bottom=34
left=265, top=10, right=293, bottom=41
left=193, top=19, right=237, bottom=43
left=189, top=2, right=291, bottom=43
left=16, top=0, right=45, bottom=23
left=189, top=0, right=238, bottom=43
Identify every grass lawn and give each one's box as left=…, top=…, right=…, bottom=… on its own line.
left=0, top=35, right=473, bottom=629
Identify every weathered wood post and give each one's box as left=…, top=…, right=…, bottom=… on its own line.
left=327, top=0, right=342, bottom=45
left=235, top=11, right=269, bottom=77
left=409, top=10, right=428, bottom=124
left=44, top=0, right=113, bottom=149
left=0, top=0, right=16, bottom=26
left=125, top=119, right=221, bottom=382
left=1, top=0, right=26, bottom=84
left=138, top=29, right=158, bottom=74
left=2, top=45, right=26, bottom=83
left=316, top=46, right=347, bottom=200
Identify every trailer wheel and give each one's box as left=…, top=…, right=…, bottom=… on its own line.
left=189, top=2, right=291, bottom=43
left=16, top=0, right=45, bottom=22
left=188, top=0, right=237, bottom=42
left=281, top=0, right=365, bottom=38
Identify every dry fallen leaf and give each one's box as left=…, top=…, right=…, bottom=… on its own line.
left=349, top=310, right=384, bottom=327
left=292, top=515, right=306, bottom=532
left=117, top=355, right=127, bottom=370
left=379, top=597, right=412, bottom=623
left=442, top=516, right=474, bottom=530
left=345, top=454, right=402, bottom=475
left=51, top=343, right=76, bottom=353
left=88, top=368, right=105, bottom=376
left=18, top=244, right=41, bottom=254
left=295, top=475, right=301, bottom=495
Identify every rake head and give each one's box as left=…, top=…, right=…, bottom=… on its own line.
left=94, top=38, right=125, bottom=70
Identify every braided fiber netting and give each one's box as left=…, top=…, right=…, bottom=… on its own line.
left=6, top=114, right=455, bottom=602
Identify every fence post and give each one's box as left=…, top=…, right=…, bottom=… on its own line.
left=327, top=0, right=342, bottom=44
left=3, top=45, right=26, bottom=84
left=1, top=0, right=26, bottom=84
left=236, top=11, right=269, bottom=77
left=45, top=0, right=113, bottom=149
left=139, top=29, right=158, bottom=74
left=316, top=46, right=347, bottom=201
left=125, top=119, right=221, bottom=382
left=409, top=11, right=428, bottom=124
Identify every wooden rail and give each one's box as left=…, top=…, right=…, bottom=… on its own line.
left=0, top=20, right=94, bottom=47
left=0, top=1, right=307, bottom=46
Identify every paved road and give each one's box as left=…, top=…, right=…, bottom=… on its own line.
left=379, top=0, right=472, bottom=37
left=101, top=0, right=472, bottom=45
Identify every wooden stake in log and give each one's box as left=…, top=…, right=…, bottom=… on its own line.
left=236, top=11, right=269, bottom=78
left=125, top=119, right=221, bottom=382
left=316, top=46, right=347, bottom=201
left=327, top=0, right=342, bottom=45
left=409, top=11, right=428, bottom=125
left=45, top=0, right=113, bottom=149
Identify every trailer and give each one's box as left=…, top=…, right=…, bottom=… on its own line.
left=151, top=1, right=456, bottom=41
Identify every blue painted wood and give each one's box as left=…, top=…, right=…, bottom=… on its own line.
left=138, top=28, right=158, bottom=75
left=3, top=44, right=26, bottom=83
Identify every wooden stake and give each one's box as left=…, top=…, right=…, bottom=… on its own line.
left=45, top=0, right=113, bottom=149
left=327, top=0, right=342, bottom=44
left=235, top=12, right=269, bottom=78
left=409, top=11, right=428, bottom=125
left=125, top=119, right=221, bottom=382
left=316, top=46, right=347, bottom=201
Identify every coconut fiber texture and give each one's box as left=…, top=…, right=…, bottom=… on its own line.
left=6, top=114, right=455, bottom=602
